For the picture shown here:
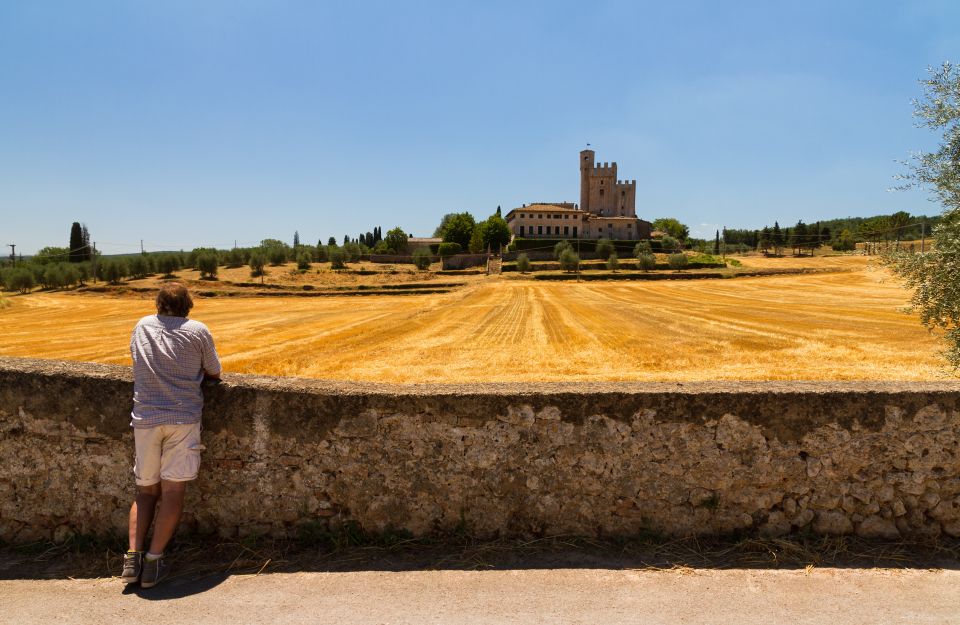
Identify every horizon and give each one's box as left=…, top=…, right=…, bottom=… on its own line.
left=2, top=1, right=958, bottom=255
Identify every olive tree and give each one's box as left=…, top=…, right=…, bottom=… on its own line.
left=887, top=63, right=960, bottom=368
left=516, top=253, right=531, bottom=274
left=595, top=239, right=615, bottom=261
left=559, top=248, right=579, bottom=272
left=412, top=247, right=432, bottom=270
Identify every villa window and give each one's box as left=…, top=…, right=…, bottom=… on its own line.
left=519, top=226, right=524, bottom=236
left=538, top=226, right=543, bottom=235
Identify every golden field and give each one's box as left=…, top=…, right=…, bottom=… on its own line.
left=0, top=255, right=947, bottom=382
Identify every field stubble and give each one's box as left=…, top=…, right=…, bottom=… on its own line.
left=0, top=256, right=945, bottom=382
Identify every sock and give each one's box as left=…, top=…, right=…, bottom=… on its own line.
left=145, top=552, right=162, bottom=561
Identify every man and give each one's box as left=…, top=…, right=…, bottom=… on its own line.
left=121, top=283, right=221, bottom=588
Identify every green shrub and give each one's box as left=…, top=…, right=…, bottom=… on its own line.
left=559, top=248, right=580, bottom=272
left=595, top=238, right=615, bottom=260
left=297, top=251, right=312, bottom=271
left=638, top=254, right=656, bottom=271
left=43, top=264, right=65, bottom=288
left=606, top=252, right=619, bottom=271
left=516, top=253, right=531, bottom=273
left=197, top=252, right=219, bottom=279
left=330, top=247, right=347, bottom=270
left=412, top=247, right=432, bottom=270
left=249, top=250, right=267, bottom=277
left=315, top=245, right=329, bottom=263
left=437, top=242, right=462, bottom=257
left=668, top=253, right=689, bottom=270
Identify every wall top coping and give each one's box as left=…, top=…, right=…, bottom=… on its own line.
left=2, top=356, right=958, bottom=398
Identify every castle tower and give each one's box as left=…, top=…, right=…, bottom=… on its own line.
left=579, top=149, right=594, bottom=212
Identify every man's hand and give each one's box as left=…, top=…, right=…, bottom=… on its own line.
left=203, top=371, right=222, bottom=384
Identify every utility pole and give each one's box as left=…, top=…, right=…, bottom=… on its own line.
left=7, top=244, right=15, bottom=264
left=721, top=226, right=726, bottom=261
left=576, top=229, right=581, bottom=283
left=140, top=239, right=144, bottom=254
left=921, top=222, right=926, bottom=253
left=92, top=242, right=98, bottom=283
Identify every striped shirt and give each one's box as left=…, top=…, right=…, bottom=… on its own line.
left=130, top=315, right=222, bottom=428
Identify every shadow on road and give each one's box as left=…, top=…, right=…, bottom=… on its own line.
left=3, top=532, right=959, bottom=592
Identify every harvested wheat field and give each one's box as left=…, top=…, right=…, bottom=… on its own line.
left=0, top=259, right=947, bottom=382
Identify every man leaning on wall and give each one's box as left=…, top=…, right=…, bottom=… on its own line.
left=121, top=283, right=221, bottom=589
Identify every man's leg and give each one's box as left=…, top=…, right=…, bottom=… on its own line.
left=128, top=483, right=161, bottom=551
left=147, top=480, right=187, bottom=555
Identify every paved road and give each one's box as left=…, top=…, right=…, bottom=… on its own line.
left=2, top=568, right=958, bottom=624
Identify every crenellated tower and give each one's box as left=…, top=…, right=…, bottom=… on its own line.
left=579, top=149, right=594, bottom=212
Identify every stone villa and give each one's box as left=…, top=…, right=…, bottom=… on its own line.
left=504, top=149, right=652, bottom=240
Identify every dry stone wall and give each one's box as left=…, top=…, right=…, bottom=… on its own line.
left=2, top=357, right=960, bottom=543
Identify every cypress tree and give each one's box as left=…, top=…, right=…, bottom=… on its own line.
left=69, top=222, right=84, bottom=263
left=294, top=231, right=300, bottom=248
left=713, top=230, right=720, bottom=255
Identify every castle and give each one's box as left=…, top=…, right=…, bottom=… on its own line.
left=504, top=149, right=652, bottom=241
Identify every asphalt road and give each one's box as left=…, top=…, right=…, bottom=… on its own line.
left=2, top=568, right=958, bottom=625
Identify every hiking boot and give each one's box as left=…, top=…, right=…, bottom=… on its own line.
left=120, top=551, right=142, bottom=584
left=139, top=555, right=168, bottom=589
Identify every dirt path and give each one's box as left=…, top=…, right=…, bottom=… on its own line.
left=1, top=568, right=957, bottom=624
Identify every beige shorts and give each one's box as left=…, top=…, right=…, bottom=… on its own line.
left=133, top=423, right=205, bottom=486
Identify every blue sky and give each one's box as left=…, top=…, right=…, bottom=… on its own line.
left=1, top=1, right=958, bottom=254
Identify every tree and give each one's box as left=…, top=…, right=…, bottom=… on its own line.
left=468, top=224, right=486, bottom=253
left=660, top=235, right=680, bottom=253
left=437, top=212, right=476, bottom=250
left=343, top=234, right=350, bottom=246
left=887, top=63, right=960, bottom=368
left=790, top=221, right=808, bottom=256
left=558, top=248, right=579, bottom=272
left=81, top=224, right=91, bottom=261
left=343, top=242, right=362, bottom=262
left=516, top=253, right=531, bottom=273
left=293, top=231, right=300, bottom=248
left=383, top=227, right=408, bottom=254
left=8, top=268, right=35, bottom=293
left=759, top=227, right=771, bottom=253
left=328, top=237, right=337, bottom=247
left=481, top=215, right=511, bottom=252
left=34, top=247, right=69, bottom=265
left=638, top=254, right=656, bottom=271
left=633, top=241, right=652, bottom=258
left=248, top=250, right=266, bottom=279
left=129, top=255, right=150, bottom=279
left=437, top=242, right=462, bottom=257
left=197, top=252, right=219, bottom=279
left=157, top=254, right=180, bottom=277
left=834, top=229, right=856, bottom=251
left=69, top=222, right=84, bottom=263
left=888, top=211, right=911, bottom=248
left=713, top=230, right=720, bottom=255
left=412, top=247, right=432, bottom=270
left=101, top=259, right=127, bottom=284
left=771, top=221, right=784, bottom=255
left=268, top=247, right=287, bottom=266
left=668, top=253, right=689, bottom=271
left=606, top=252, right=619, bottom=272
left=297, top=251, right=312, bottom=270
left=225, top=247, right=245, bottom=268
left=652, top=217, right=690, bottom=241
left=554, top=240, right=573, bottom=259
left=595, top=239, right=615, bottom=261
left=329, top=247, right=347, bottom=269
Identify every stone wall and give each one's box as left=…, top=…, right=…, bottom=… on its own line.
left=2, top=356, right=960, bottom=543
